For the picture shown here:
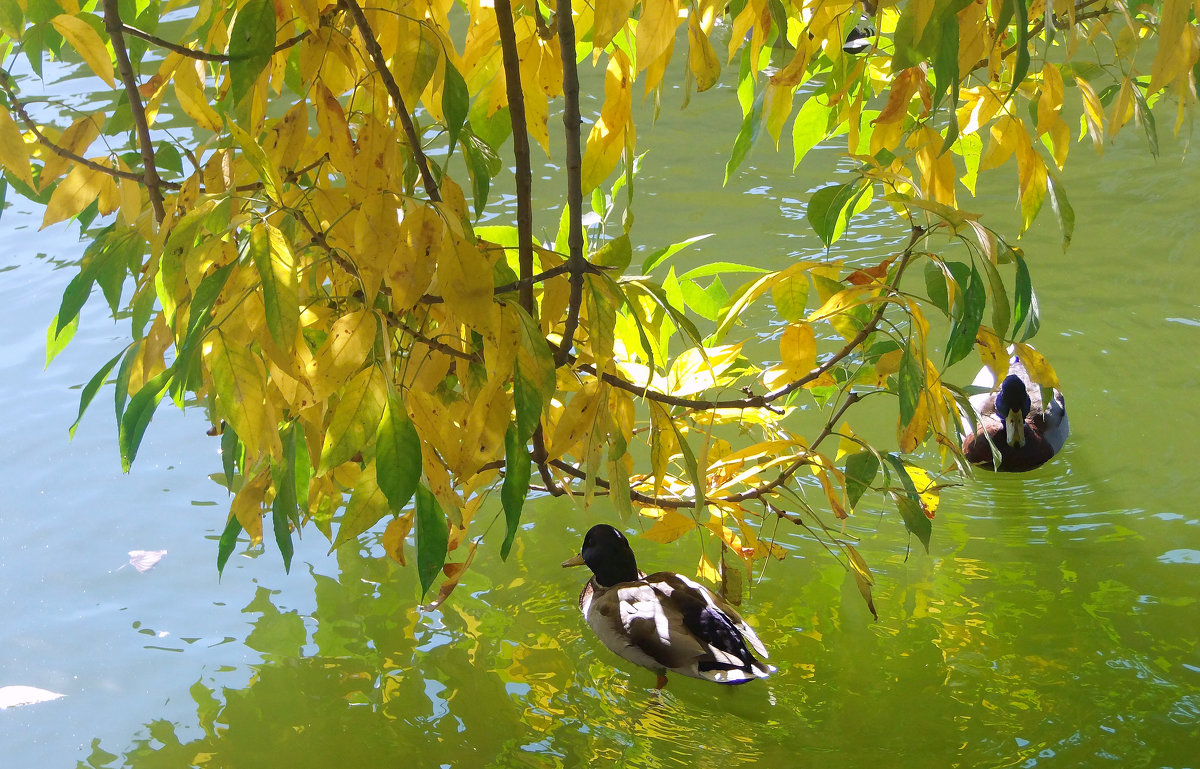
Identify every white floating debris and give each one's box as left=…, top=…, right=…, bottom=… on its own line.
left=0, top=685, right=66, bottom=709
left=128, top=550, right=167, bottom=573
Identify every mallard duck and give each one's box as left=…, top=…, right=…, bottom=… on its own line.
left=961, top=351, right=1068, bottom=472
left=562, top=524, right=773, bottom=688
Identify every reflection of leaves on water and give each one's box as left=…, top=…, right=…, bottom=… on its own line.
left=242, top=586, right=308, bottom=657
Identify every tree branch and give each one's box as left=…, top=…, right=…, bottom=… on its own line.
left=553, top=0, right=586, bottom=368
left=0, top=72, right=174, bottom=188
left=120, top=24, right=310, bottom=62
left=339, top=0, right=440, bottom=203
left=493, top=0, right=536, bottom=316
left=104, top=0, right=166, bottom=223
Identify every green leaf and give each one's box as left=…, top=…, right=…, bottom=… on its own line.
left=678, top=261, right=768, bottom=281
left=594, top=234, right=632, bottom=272
left=924, top=260, right=949, bottom=314
left=844, top=451, right=879, bottom=510
left=898, top=346, right=923, bottom=426
left=442, top=58, right=469, bottom=153
left=944, top=266, right=985, bottom=366
left=217, top=515, right=243, bottom=577
left=271, top=426, right=298, bottom=572
left=220, top=422, right=240, bottom=489
left=640, top=233, right=713, bottom=274
left=376, top=387, right=422, bottom=513
left=1046, top=175, right=1075, bottom=252
left=1012, top=251, right=1040, bottom=341
left=333, top=460, right=390, bottom=549
left=806, top=181, right=866, bottom=248
left=45, top=311, right=78, bottom=368
left=69, top=350, right=124, bottom=439
left=1131, top=79, right=1160, bottom=159
left=978, top=255, right=1011, bottom=338
left=291, top=421, right=311, bottom=519
left=724, top=85, right=765, bottom=184
left=791, top=95, right=829, bottom=169
left=500, top=422, right=530, bottom=560
left=118, top=368, right=171, bottom=472
left=883, top=454, right=931, bottom=552
left=415, top=485, right=449, bottom=598
left=930, top=10, right=959, bottom=113
left=1004, top=0, right=1030, bottom=103
left=248, top=224, right=299, bottom=353
left=270, top=505, right=294, bottom=573
left=228, top=0, right=275, bottom=107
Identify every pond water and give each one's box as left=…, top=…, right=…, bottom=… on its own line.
left=2, top=32, right=1200, bottom=769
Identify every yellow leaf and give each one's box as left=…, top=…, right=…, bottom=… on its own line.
left=307, top=309, right=378, bottom=401
left=1075, top=76, right=1106, bottom=155
left=636, top=0, right=680, bottom=74
left=205, top=332, right=277, bottom=462
left=314, top=83, right=355, bottom=173
left=230, top=468, right=271, bottom=546
left=40, top=114, right=103, bottom=187
left=353, top=191, right=400, bottom=302
left=1149, top=0, right=1192, bottom=94
left=41, top=162, right=108, bottom=229
left=687, top=13, right=720, bottom=93
left=382, top=512, right=414, bottom=565
left=975, top=326, right=1009, bottom=380
left=173, top=58, right=222, bottom=133
left=1107, top=77, right=1135, bottom=142
left=909, top=126, right=957, bottom=207
left=438, top=232, right=498, bottom=335
left=666, top=343, right=744, bottom=396
left=388, top=205, right=445, bottom=312
left=696, top=552, right=720, bottom=583
left=593, top=0, right=636, bottom=50
left=581, top=50, right=633, bottom=192
left=903, top=465, right=940, bottom=519
left=1015, top=134, right=1047, bottom=234
left=762, top=322, right=816, bottom=389
left=0, top=105, right=33, bottom=187
left=874, top=67, right=924, bottom=125
left=1013, top=343, right=1059, bottom=389
left=455, top=378, right=511, bottom=478
left=641, top=508, right=698, bottom=544
left=547, top=380, right=603, bottom=461
left=318, top=366, right=386, bottom=474
left=52, top=14, right=115, bottom=87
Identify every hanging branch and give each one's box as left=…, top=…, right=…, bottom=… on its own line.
left=493, top=0, right=535, bottom=315
left=339, top=0, right=440, bottom=203
left=103, top=0, right=165, bottom=223
left=120, top=24, right=310, bottom=63
left=553, top=0, right=586, bottom=367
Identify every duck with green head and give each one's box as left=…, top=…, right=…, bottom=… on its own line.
left=961, top=352, right=1069, bottom=472
left=563, top=524, right=774, bottom=689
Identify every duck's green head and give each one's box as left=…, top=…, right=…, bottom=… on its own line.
left=995, top=374, right=1032, bottom=447
left=562, top=524, right=640, bottom=586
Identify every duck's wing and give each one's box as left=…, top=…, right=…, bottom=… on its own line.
left=589, top=574, right=771, bottom=682
left=1038, top=390, right=1069, bottom=454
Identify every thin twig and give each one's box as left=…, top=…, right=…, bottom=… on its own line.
left=493, top=0, right=536, bottom=315
left=339, top=0, right=440, bottom=202
left=120, top=24, right=310, bottom=63
left=0, top=72, right=171, bottom=187
left=554, top=0, right=586, bottom=368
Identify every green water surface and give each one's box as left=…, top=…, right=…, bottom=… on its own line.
left=2, top=29, right=1199, bottom=769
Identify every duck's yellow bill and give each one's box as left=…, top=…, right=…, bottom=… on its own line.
left=1005, top=408, right=1026, bottom=447
left=562, top=554, right=585, bottom=568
